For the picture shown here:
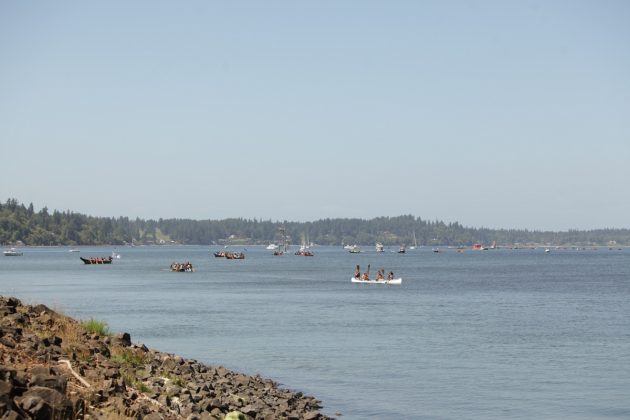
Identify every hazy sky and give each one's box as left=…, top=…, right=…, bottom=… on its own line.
left=1, top=1, right=628, bottom=230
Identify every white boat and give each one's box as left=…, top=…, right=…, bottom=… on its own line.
left=409, top=231, right=417, bottom=250
left=343, top=244, right=353, bottom=250
left=112, top=251, right=121, bottom=259
left=351, top=277, right=402, bottom=285
left=266, top=243, right=279, bottom=250
left=3, top=248, right=23, bottom=256
left=375, top=242, right=384, bottom=252
left=348, top=244, right=361, bottom=253
left=68, top=248, right=80, bottom=253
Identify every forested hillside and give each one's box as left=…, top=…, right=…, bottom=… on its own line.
left=1, top=199, right=628, bottom=246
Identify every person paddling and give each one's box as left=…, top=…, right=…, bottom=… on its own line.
left=361, top=264, right=371, bottom=281
left=354, top=265, right=361, bottom=279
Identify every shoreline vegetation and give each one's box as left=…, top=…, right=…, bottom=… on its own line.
left=2, top=199, right=629, bottom=247
left=0, top=296, right=331, bottom=419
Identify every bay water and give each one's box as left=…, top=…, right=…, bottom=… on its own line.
left=1, top=246, right=628, bottom=419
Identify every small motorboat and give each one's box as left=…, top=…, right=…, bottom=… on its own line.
left=3, top=248, right=23, bottom=256
left=351, top=277, right=402, bottom=285
left=80, top=256, right=113, bottom=264
left=348, top=245, right=361, bottom=253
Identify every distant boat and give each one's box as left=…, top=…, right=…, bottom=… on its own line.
left=111, top=251, right=121, bottom=259
left=343, top=244, right=353, bottom=250
left=409, top=231, right=418, bottom=250
left=80, top=256, right=113, bottom=264
left=545, top=248, right=550, bottom=253
left=3, top=247, right=23, bottom=256
left=295, top=245, right=314, bottom=256
left=170, top=262, right=193, bottom=272
left=274, top=226, right=288, bottom=256
left=375, top=242, right=384, bottom=253
left=348, top=245, right=361, bottom=253
left=297, top=233, right=313, bottom=256
left=397, top=244, right=406, bottom=254
left=351, top=277, right=402, bottom=285
left=224, top=251, right=245, bottom=260
left=68, top=248, right=80, bottom=253
left=266, top=243, right=279, bottom=250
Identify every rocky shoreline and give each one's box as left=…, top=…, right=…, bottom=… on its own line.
left=0, top=296, right=332, bottom=419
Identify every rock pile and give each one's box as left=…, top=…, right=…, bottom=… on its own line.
left=0, top=296, right=330, bottom=419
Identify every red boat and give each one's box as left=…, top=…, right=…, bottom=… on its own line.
left=294, top=247, right=314, bottom=256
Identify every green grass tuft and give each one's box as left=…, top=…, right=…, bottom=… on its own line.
left=81, top=318, right=111, bottom=336
left=111, top=348, right=149, bottom=368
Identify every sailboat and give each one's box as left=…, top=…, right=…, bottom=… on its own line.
left=273, top=227, right=288, bottom=256
left=409, top=231, right=418, bottom=250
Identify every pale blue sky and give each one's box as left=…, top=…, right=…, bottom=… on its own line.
left=1, top=1, right=629, bottom=230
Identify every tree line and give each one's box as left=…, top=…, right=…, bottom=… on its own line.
left=1, top=198, right=628, bottom=247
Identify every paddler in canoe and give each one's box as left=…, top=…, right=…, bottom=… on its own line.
left=361, top=264, right=371, bottom=280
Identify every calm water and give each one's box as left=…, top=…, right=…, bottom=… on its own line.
left=1, top=246, right=629, bottom=419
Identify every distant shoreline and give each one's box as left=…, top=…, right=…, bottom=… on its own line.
left=4, top=243, right=627, bottom=249
left=3, top=199, right=629, bottom=248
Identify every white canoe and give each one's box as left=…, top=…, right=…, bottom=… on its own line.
left=351, top=277, right=402, bottom=285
